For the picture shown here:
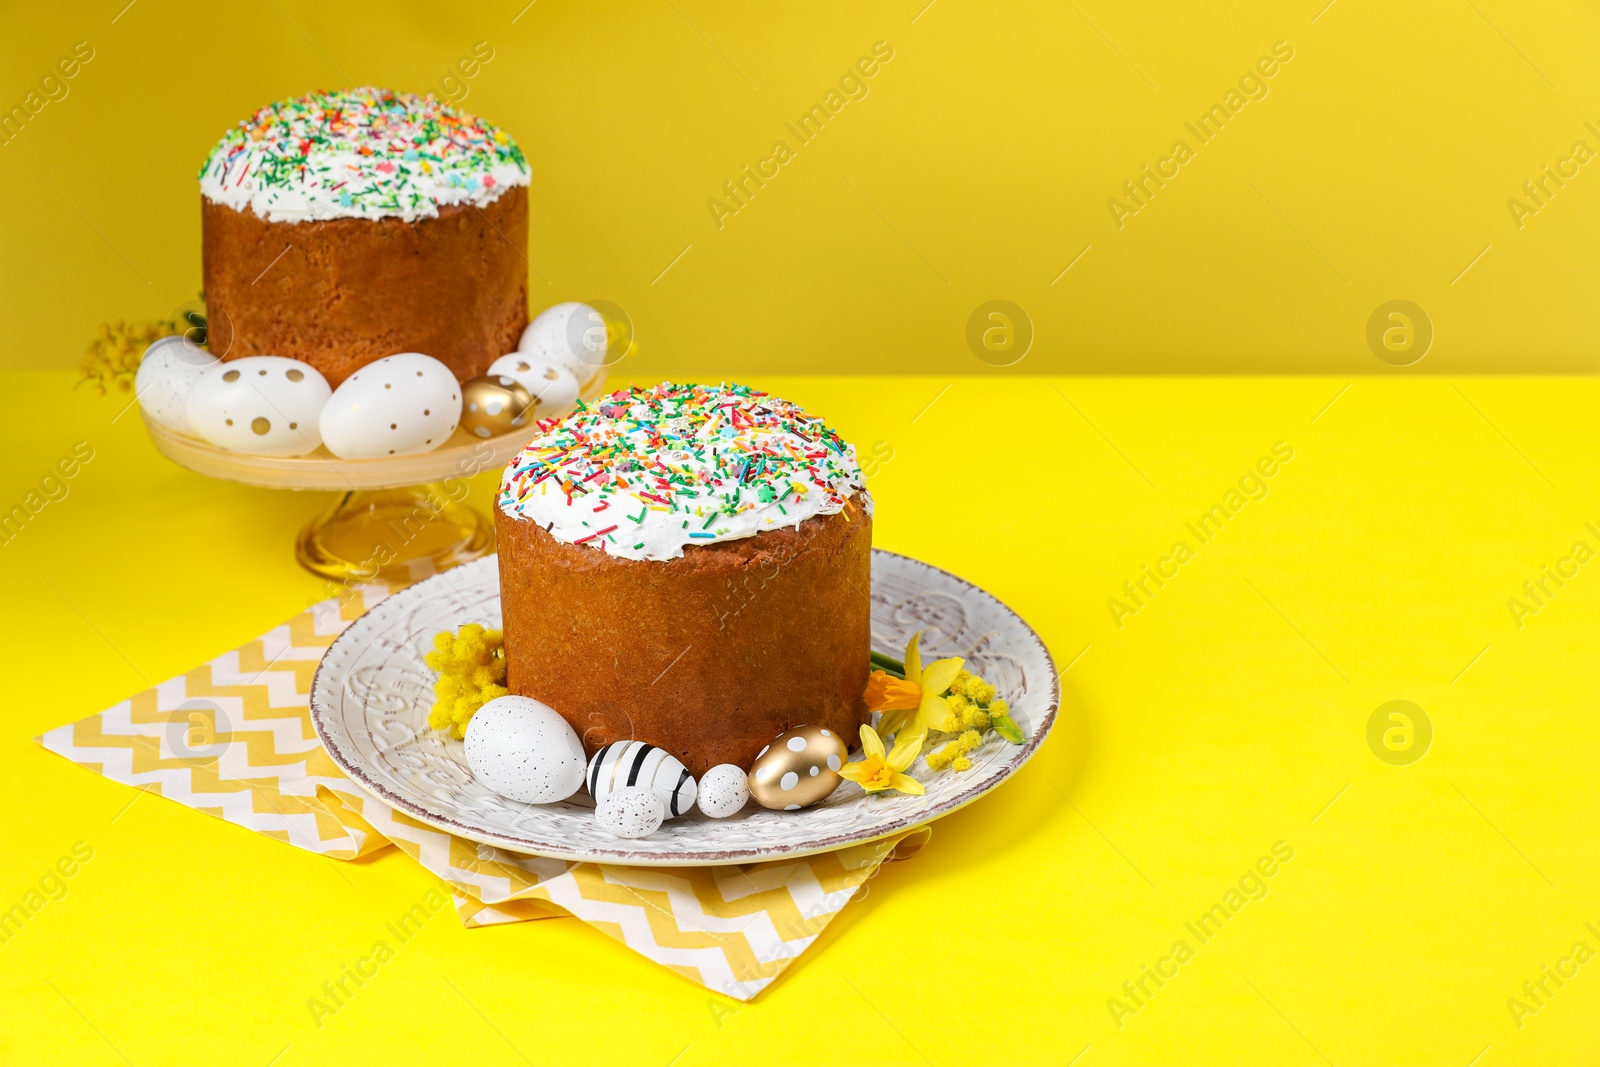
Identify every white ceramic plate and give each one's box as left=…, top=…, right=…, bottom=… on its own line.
left=310, top=550, right=1059, bottom=865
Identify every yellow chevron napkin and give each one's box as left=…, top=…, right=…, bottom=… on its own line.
left=35, top=583, right=925, bottom=1000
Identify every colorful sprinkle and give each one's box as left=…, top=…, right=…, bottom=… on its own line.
left=498, top=382, right=864, bottom=561
left=199, top=87, right=529, bottom=223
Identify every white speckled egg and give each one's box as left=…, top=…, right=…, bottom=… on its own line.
left=185, top=355, right=330, bottom=456
left=487, top=352, right=581, bottom=415
left=748, top=725, right=849, bottom=810
left=463, top=696, right=586, bottom=804
left=319, top=353, right=462, bottom=458
left=136, top=336, right=218, bottom=435
left=696, top=764, right=750, bottom=819
left=596, top=785, right=665, bottom=839
left=586, top=740, right=697, bottom=818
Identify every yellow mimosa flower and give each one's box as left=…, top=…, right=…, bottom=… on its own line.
left=839, top=724, right=926, bottom=796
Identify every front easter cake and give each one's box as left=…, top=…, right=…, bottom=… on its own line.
left=199, top=88, right=529, bottom=386
left=495, top=382, right=871, bottom=777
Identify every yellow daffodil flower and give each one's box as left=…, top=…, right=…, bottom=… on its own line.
left=839, top=724, right=926, bottom=796
left=863, top=631, right=964, bottom=737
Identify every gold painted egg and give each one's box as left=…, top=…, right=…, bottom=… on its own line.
left=748, top=724, right=849, bottom=810
left=459, top=375, right=534, bottom=439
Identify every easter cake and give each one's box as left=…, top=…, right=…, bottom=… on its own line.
left=199, top=88, right=529, bottom=386
left=495, top=382, right=871, bottom=778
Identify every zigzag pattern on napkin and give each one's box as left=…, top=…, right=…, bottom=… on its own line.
left=35, top=582, right=921, bottom=1000
left=37, top=587, right=394, bottom=859
left=333, top=787, right=916, bottom=998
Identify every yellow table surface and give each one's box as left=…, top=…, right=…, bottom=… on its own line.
left=3, top=371, right=1597, bottom=1066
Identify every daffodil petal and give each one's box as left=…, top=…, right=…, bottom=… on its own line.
left=879, top=709, right=911, bottom=738
left=888, top=731, right=925, bottom=772
left=921, top=691, right=957, bottom=732
left=838, top=762, right=869, bottom=784
left=889, top=772, right=925, bottom=795
left=921, top=657, right=964, bottom=696
left=858, top=723, right=886, bottom=759
left=903, top=632, right=923, bottom=683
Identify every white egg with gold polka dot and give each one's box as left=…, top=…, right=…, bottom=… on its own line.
left=487, top=352, right=580, bottom=417
left=517, top=301, right=607, bottom=388
left=319, top=352, right=462, bottom=458
left=185, top=355, right=331, bottom=457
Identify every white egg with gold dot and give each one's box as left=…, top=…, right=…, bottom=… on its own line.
left=517, top=301, right=612, bottom=389
left=185, top=355, right=330, bottom=456
left=488, top=352, right=580, bottom=416
left=319, top=352, right=461, bottom=458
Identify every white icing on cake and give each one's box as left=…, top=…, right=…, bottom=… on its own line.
left=199, top=87, right=529, bottom=224
left=498, top=382, right=866, bottom=562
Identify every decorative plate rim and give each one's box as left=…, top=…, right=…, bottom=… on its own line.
left=310, top=549, right=1060, bottom=865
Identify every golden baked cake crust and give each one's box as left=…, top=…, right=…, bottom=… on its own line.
left=496, top=504, right=871, bottom=777
left=201, top=190, right=527, bottom=386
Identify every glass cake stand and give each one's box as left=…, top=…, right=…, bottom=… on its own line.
left=141, top=375, right=609, bottom=585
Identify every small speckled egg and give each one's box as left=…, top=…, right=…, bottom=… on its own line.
left=696, top=764, right=750, bottom=819
left=748, top=725, right=849, bottom=811
left=319, top=353, right=462, bottom=458
left=487, top=352, right=581, bottom=415
left=596, top=785, right=665, bottom=839
left=587, top=741, right=697, bottom=818
left=185, top=355, right=330, bottom=456
left=459, top=375, right=534, bottom=438
left=463, top=696, right=586, bottom=804
left=135, top=336, right=218, bottom=434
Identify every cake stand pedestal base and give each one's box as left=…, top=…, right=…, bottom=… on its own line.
left=294, top=483, right=495, bottom=585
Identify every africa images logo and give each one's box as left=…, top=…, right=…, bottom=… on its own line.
left=1106, top=41, right=1295, bottom=230
left=1107, top=442, right=1294, bottom=628
left=1108, top=841, right=1295, bottom=1028
left=706, top=41, right=896, bottom=229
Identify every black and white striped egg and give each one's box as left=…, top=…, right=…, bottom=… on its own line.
left=586, top=741, right=697, bottom=818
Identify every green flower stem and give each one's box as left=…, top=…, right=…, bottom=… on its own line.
left=869, top=650, right=906, bottom=679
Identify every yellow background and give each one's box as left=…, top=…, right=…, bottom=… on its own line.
left=4, top=0, right=1600, bottom=1062
left=1, top=0, right=1598, bottom=374
left=4, top=372, right=1600, bottom=1064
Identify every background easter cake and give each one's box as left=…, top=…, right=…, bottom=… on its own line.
left=199, top=87, right=530, bottom=386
